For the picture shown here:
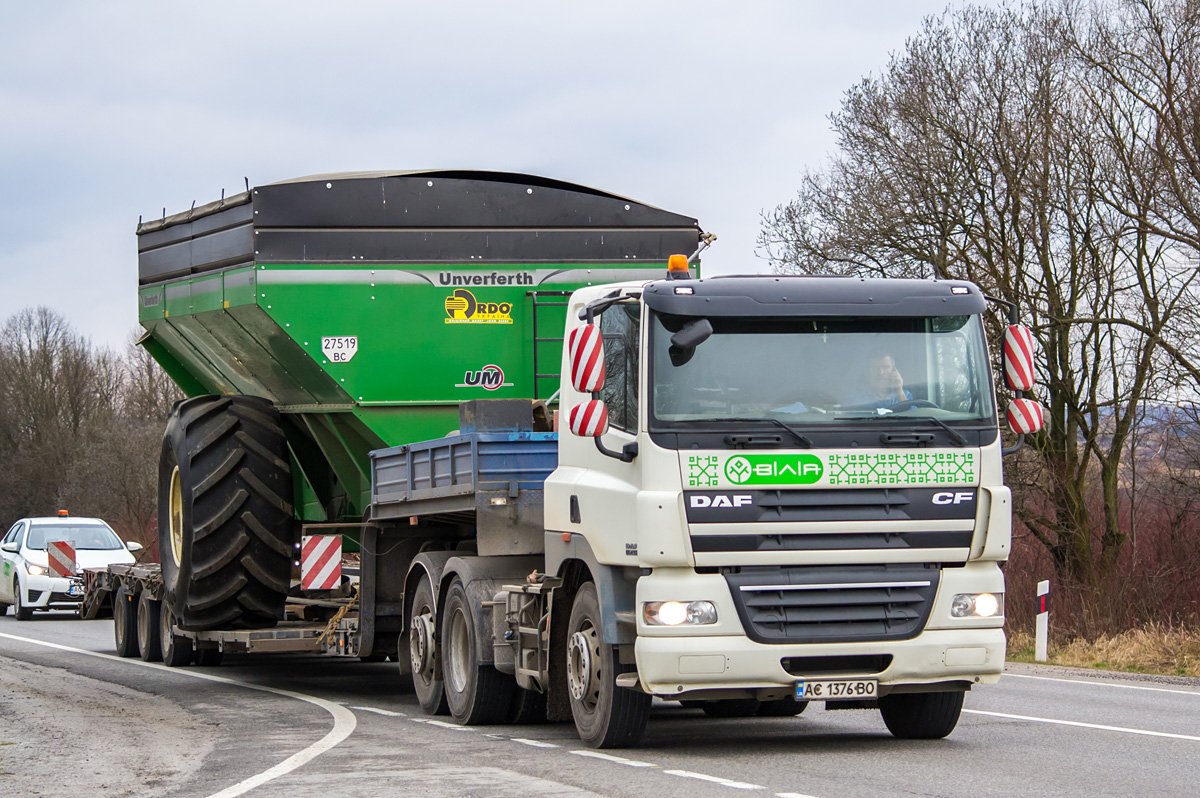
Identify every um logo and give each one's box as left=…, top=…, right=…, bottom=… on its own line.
left=455, top=364, right=513, bottom=391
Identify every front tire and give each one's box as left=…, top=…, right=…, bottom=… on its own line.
left=879, top=690, right=964, bottom=739
left=442, top=577, right=514, bottom=725
left=113, top=586, right=139, bottom=657
left=159, top=395, right=294, bottom=631
left=566, top=582, right=650, bottom=748
left=758, top=697, right=808, bottom=717
left=409, top=575, right=448, bottom=715
left=137, top=591, right=163, bottom=662
left=14, top=580, right=33, bottom=621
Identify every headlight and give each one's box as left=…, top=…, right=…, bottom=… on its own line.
left=951, top=592, right=1003, bottom=618
left=643, top=600, right=718, bottom=626
left=25, top=563, right=48, bottom=576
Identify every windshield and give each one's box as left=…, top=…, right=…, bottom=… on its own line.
left=650, top=314, right=995, bottom=427
left=26, top=523, right=124, bottom=551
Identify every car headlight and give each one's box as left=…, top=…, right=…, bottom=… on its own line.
left=25, top=563, right=48, bottom=576
left=643, top=600, right=718, bottom=626
left=951, top=592, right=1003, bottom=618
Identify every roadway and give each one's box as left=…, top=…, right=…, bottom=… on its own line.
left=1, top=611, right=1198, bottom=798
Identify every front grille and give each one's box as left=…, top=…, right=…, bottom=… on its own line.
left=782, top=655, right=893, bottom=676
left=724, top=564, right=940, bottom=645
left=692, top=530, right=973, bottom=553
left=49, top=591, right=83, bottom=604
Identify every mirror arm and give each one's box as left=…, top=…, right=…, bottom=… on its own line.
left=595, top=436, right=638, bottom=463
left=1002, top=432, right=1025, bottom=456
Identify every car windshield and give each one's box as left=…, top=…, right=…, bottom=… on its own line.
left=650, top=313, right=995, bottom=427
left=26, top=524, right=124, bottom=551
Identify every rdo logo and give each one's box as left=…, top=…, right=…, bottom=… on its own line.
left=456, top=364, right=513, bottom=391
left=724, top=454, right=824, bottom=485
left=444, top=289, right=513, bottom=324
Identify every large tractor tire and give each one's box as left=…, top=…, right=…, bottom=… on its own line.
left=159, top=395, right=294, bottom=631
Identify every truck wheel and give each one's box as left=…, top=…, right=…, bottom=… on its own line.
left=566, top=582, right=651, bottom=748
left=159, top=395, right=294, bottom=631
left=137, top=591, right=163, bottom=662
left=14, top=580, right=33, bottom=621
left=879, top=690, right=964, bottom=739
left=409, top=575, right=448, bottom=715
left=442, top=577, right=514, bottom=725
left=160, top=602, right=194, bottom=667
left=758, top=697, right=808, bottom=717
left=701, top=698, right=762, bottom=718
left=113, top=586, right=139, bottom=658
left=509, top=687, right=547, bottom=724
left=195, top=647, right=224, bottom=666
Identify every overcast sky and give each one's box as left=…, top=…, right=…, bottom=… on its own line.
left=0, top=1, right=972, bottom=350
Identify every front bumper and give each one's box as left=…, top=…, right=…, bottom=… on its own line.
left=24, top=573, right=84, bottom=609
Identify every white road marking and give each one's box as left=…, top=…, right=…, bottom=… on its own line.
left=664, top=770, right=763, bottom=790
left=0, top=631, right=356, bottom=798
left=964, top=709, right=1200, bottom=742
left=1004, top=672, right=1200, bottom=696
left=776, top=793, right=821, bottom=798
left=513, top=738, right=560, bottom=748
left=350, top=705, right=407, bottom=717
left=410, top=718, right=475, bottom=731
left=570, top=750, right=659, bottom=767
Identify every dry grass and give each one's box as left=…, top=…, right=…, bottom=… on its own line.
left=1007, top=624, right=1200, bottom=677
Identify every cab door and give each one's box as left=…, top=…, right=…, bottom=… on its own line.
left=0, top=522, right=22, bottom=602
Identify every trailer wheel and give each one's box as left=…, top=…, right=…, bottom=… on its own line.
left=442, top=577, right=514, bottom=725
left=160, top=602, right=194, bottom=667
left=113, top=586, right=139, bottom=658
left=566, top=582, right=651, bottom=748
left=159, top=395, right=294, bottom=631
left=409, top=575, right=448, bottom=715
left=879, top=690, right=964, bottom=739
left=758, top=697, right=808, bottom=717
left=195, top=647, right=224, bottom=667
left=137, top=591, right=163, bottom=662
left=700, top=698, right=762, bottom=718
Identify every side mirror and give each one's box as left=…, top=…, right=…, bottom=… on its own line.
left=126, top=541, right=144, bottom=552
left=1008, top=398, right=1044, bottom=434
left=1004, top=325, right=1036, bottom=391
left=670, top=318, right=713, bottom=349
left=567, top=323, right=605, bottom=393
left=1, top=541, right=18, bottom=553
left=568, top=399, right=609, bottom=437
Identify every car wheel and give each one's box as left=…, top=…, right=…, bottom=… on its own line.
left=14, top=580, right=33, bottom=621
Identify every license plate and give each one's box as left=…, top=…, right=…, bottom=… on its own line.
left=795, top=679, right=877, bottom=700
left=67, top=583, right=84, bottom=597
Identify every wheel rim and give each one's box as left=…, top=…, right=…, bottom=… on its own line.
left=137, top=598, right=150, bottom=648
left=567, top=624, right=600, bottom=711
left=169, top=465, right=184, bottom=568
left=446, top=606, right=470, bottom=694
left=160, top=603, right=173, bottom=653
left=410, top=608, right=436, bottom=683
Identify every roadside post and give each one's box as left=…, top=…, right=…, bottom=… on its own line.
left=1035, top=580, right=1049, bottom=662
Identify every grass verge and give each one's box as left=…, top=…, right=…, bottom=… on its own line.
left=1006, top=624, right=1200, bottom=677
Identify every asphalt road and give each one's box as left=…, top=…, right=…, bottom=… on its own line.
left=2, top=610, right=1199, bottom=798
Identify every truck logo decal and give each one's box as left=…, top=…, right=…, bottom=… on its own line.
left=932, top=491, right=975, bottom=505
left=444, top=289, right=513, bottom=324
left=690, top=494, right=752, bottom=508
left=724, top=455, right=824, bottom=485
left=686, top=455, right=720, bottom=486
left=826, top=452, right=977, bottom=486
left=321, top=336, right=358, bottom=363
left=455, top=364, right=513, bottom=391
left=439, top=271, right=534, bottom=286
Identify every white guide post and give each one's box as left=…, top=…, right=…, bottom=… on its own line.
left=1035, top=580, right=1050, bottom=662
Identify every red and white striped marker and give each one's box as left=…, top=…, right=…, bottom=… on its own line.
left=567, top=323, right=605, bottom=393
left=1035, top=580, right=1050, bottom=662
left=1004, top=324, right=1036, bottom=391
left=47, top=540, right=76, bottom=578
left=300, top=535, right=341, bottom=591
left=1008, top=398, right=1044, bottom=434
left=568, top=400, right=609, bottom=437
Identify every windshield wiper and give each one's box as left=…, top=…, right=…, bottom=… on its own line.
left=833, top=412, right=967, bottom=447
left=691, top=417, right=812, bottom=448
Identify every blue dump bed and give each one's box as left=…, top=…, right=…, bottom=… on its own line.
left=368, top=430, right=558, bottom=557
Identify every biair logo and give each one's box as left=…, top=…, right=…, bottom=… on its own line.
left=724, top=454, right=824, bottom=485
left=689, top=494, right=752, bottom=508
left=455, top=364, right=514, bottom=391
left=444, top=289, right=513, bottom=324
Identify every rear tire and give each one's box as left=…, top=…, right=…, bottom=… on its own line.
left=159, top=395, right=294, bottom=631
left=442, top=577, right=514, bottom=725
left=409, top=575, right=448, bottom=715
left=113, top=586, right=139, bottom=657
left=160, top=602, right=194, bottom=667
left=879, top=690, right=964, bottom=739
left=566, top=582, right=651, bottom=748
left=508, top=687, right=548, bottom=724
left=195, top=647, right=224, bottom=666
left=758, top=697, right=808, bottom=717
left=137, top=591, right=163, bottom=662
left=14, top=581, right=33, bottom=621
left=700, top=698, right=762, bottom=718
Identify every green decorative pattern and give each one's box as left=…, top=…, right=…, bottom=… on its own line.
left=687, top=455, right=720, bottom=487
left=825, top=452, right=977, bottom=486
